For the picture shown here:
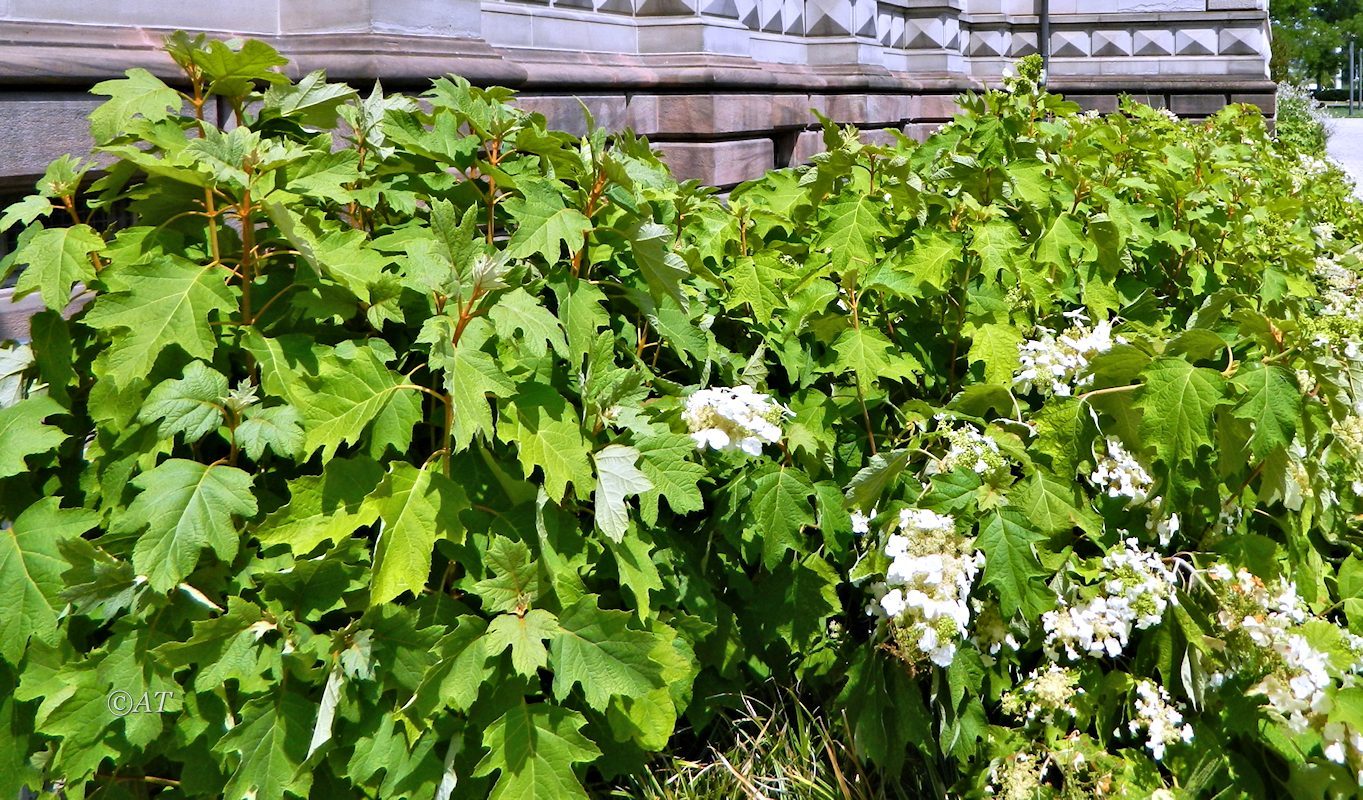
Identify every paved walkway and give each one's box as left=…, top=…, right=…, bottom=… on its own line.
left=1328, top=118, right=1363, bottom=197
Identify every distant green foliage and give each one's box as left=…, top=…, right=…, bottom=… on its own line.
left=3, top=40, right=1363, bottom=800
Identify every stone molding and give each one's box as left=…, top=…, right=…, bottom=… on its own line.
left=0, top=0, right=1273, bottom=188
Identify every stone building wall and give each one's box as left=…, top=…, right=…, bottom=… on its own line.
left=0, top=0, right=1273, bottom=190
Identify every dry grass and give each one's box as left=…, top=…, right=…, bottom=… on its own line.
left=607, top=690, right=926, bottom=800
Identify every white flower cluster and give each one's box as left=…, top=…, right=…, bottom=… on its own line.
left=850, top=508, right=876, bottom=534
left=1128, top=680, right=1194, bottom=761
left=1301, top=153, right=1333, bottom=176
left=1314, top=254, right=1363, bottom=322
left=1334, top=415, right=1363, bottom=457
left=1002, top=664, right=1082, bottom=724
left=986, top=752, right=1045, bottom=800
left=1322, top=721, right=1363, bottom=783
left=928, top=422, right=1010, bottom=481
left=871, top=509, right=984, bottom=668
left=1014, top=311, right=1123, bottom=397
left=1145, top=512, right=1180, bottom=548
left=1205, top=566, right=1363, bottom=778
left=1209, top=565, right=1307, bottom=631
left=1253, top=633, right=1334, bottom=732
left=1088, top=437, right=1154, bottom=507
left=1043, top=539, right=1178, bottom=659
left=1205, top=567, right=1334, bottom=731
left=683, top=385, right=789, bottom=456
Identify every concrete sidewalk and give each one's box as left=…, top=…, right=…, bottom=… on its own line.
left=1327, top=118, right=1363, bottom=198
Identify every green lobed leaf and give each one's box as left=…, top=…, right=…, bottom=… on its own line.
left=82, top=256, right=236, bottom=386
left=635, top=433, right=706, bottom=525
left=214, top=693, right=314, bottom=800
left=628, top=221, right=692, bottom=307
left=592, top=444, right=653, bottom=543
left=89, top=68, right=182, bottom=143
left=486, top=609, right=560, bottom=678
left=253, top=457, right=383, bottom=554
left=235, top=405, right=305, bottom=461
left=364, top=463, right=468, bottom=605
left=0, top=395, right=66, bottom=479
left=12, top=225, right=104, bottom=311
left=115, top=458, right=257, bottom=592
left=0, top=500, right=99, bottom=664
left=975, top=508, right=1047, bottom=617
left=1230, top=363, right=1300, bottom=460
left=137, top=360, right=228, bottom=443
left=549, top=594, right=667, bottom=711
left=1136, top=357, right=1228, bottom=467
left=472, top=700, right=601, bottom=800
left=831, top=327, right=918, bottom=393
left=499, top=383, right=592, bottom=503
left=747, top=464, right=817, bottom=568
left=504, top=179, right=592, bottom=263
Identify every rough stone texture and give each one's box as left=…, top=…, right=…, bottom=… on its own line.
left=857, top=128, right=901, bottom=147
left=626, top=94, right=818, bottom=137
left=1065, top=94, right=1120, bottom=114
left=0, top=290, right=40, bottom=341
left=653, top=139, right=775, bottom=187
left=0, top=93, right=103, bottom=189
left=1171, top=93, right=1235, bottom=116
left=1231, top=92, right=1275, bottom=115
left=513, top=95, right=627, bottom=136
left=790, top=130, right=826, bottom=165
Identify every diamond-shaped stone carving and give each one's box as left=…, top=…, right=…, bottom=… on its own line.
left=596, top=0, right=633, bottom=14
left=806, top=0, right=851, bottom=36
left=905, top=16, right=945, bottom=49
left=700, top=0, right=737, bottom=19
left=852, top=0, right=876, bottom=38
left=879, top=10, right=906, bottom=48
left=783, top=0, right=802, bottom=35
left=1050, top=30, right=1089, bottom=58
left=738, top=0, right=758, bottom=28
left=759, top=0, right=780, bottom=31
left=1010, top=31, right=1038, bottom=57
left=968, top=30, right=1008, bottom=58
left=635, top=0, right=696, bottom=15
left=1175, top=29, right=1217, bottom=56
left=1219, top=27, right=1264, bottom=56
left=944, top=17, right=961, bottom=51
left=1091, top=30, right=1132, bottom=57
left=1132, top=29, right=1174, bottom=56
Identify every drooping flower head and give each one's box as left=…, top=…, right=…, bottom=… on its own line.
left=869, top=508, right=984, bottom=668
left=1089, top=437, right=1154, bottom=507
left=1128, top=679, right=1194, bottom=761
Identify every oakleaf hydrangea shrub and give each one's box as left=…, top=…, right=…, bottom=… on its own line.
left=2, top=38, right=1363, bottom=800
left=1274, top=82, right=1332, bottom=157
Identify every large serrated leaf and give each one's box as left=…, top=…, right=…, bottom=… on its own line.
left=550, top=595, right=666, bottom=711
left=592, top=444, right=652, bottom=542
left=0, top=500, right=98, bottom=664
left=115, top=459, right=257, bottom=592
left=83, top=256, right=236, bottom=386
left=472, top=700, right=600, bottom=800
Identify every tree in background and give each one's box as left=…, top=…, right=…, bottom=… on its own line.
left=1271, top=0, right=1363, bottom=85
